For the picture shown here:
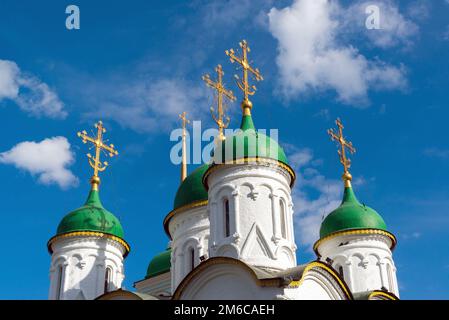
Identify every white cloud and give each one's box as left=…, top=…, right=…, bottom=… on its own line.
left=267, top=0, right=408, bottom=105
left=288, top=146, right=342, bottom=249
left=288, top=145, right=370, bottom=250
left=82, top=78, right=209, bottom=134
left=343, top=0, right=420, bottom=49
left=0, top=137, right=78, bottom=189
left=400, top=232, right=421, bottom=240
left=201, top=0, right=275, bottom=31
left=0, top=59, right=66, bottom=119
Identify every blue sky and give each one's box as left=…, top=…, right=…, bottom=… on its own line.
left=0, top=0, right=448, bottom=299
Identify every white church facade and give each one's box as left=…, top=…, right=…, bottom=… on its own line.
left=47, top=40, right=399, bottom=301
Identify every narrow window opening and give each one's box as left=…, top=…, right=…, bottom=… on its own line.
left=104, top=267, right=112, bottom=294
left=224, top=199, right=230, bottom=237
left=338, top=266, right=344, bottom=280
left=189, top=247, right=195, bottom=271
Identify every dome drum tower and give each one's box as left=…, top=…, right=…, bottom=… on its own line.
left=47, top=121, right=129, bottom=300
left=314, top=118, right=399, bottom=297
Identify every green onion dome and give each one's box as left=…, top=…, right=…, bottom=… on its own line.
left=55, top=189, right=125, bottom=239
left=164, top=164, right=210, bottom=237
left=146, top=248, right=172, bottom=279
left=319, top=186, right=388, bottom=239
left=173, top=164, right=210, bottom=210
left=212, top=114, right=289, bottom=165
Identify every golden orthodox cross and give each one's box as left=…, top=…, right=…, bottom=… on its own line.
left=225, top=40, right=263, bottom=115
left=179, top=112, right=190, bottom=182
left=327, top=118, right=356, bottom=187
left=202, top=64, right=236, bottom=140
left=77, top=121, right=119, bottom=190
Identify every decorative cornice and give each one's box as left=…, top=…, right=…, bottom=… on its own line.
left=288, top=261, right=353, bottom=300
left=172, top=257, right=283, bottom=299
left=313, top=229, right=397, bottom=256
left=203, top=157, right=296, bottom=190
left=47, top=231, right=130, bottom=258
left=172, top=257, right=352, bottom=300
left=163, top=200, right=208, bottom=238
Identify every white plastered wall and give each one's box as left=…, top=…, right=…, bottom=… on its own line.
left=49, top=236, right=126, bottom=300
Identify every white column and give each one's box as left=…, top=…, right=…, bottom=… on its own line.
left=269, top=193, right=280, bottom=244
left=231, top=189, right=240, bottom=238
left=378, top=261, right=387, bottom=289
left=345, top=260, right=354, bottom=292
left=170, top=254, right=176, bottom=293
left=288, top=202, right=294, bottom=244
left=392, top=265, right=399, bottom=296
left=48, top=267, right=56, bottom=300
left=60, top=262, right=69, bottom=300
left=209, top=201, right=218, bottom=249
left=95, top=262, right=105, bottom=297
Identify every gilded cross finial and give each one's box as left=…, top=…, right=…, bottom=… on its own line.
left=202, top=64, right=236, bottom=141
left=225, top=40, right=263, bottom=116
left=327, top=118, right=356, bottom=188
left=77, top=121, right=118, bottom=191
left=179, top=112, right=190, bottom=183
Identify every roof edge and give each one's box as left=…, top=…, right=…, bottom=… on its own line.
left=47, top=230, right=130, bottom=258
left=313, top=228, right=397, bottom=256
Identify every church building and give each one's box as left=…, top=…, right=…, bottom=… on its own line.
left=47, top=40, right=399, bottom=301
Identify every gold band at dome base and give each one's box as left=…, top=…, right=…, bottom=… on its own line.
left=203, top=157, right=296, bottom=190
left=47, top=231, right=130, bottom=257
left=313, top=229, right=397, bottom=256
left=163, top=200, right=209, bottom=238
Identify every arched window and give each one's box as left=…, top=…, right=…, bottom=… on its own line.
left=188, top=247, right=195, bottom=271
left=104, top=267, right=112, bottom=294
left=280, top=199, right=287, bottom=239
left=224, top=198, right=230, bottom=237
left=55, top=265, right=63, bottom=300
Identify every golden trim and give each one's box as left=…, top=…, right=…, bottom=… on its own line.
left=313, top=229, right=397, bottom=254
left=163, top=200, right=209, bottom=238
left=172, top=257, right=283, bottom=299
left=294, top=261, right=353, bottom=300
left=47, top=231, right=130, bottom=257
left=368, top=291, right=398, bottom=300
left=172, top=258, right=352, bottom=300
left=203, top=157, right=296, bottom=190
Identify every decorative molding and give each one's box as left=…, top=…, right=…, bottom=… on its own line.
left=291, top=261, right=353, bottom=300
left=48, top=231, right=130, bottom=257
left=313, top=229, right=397, bottom=255
left=203, top=157, right=296, bottom=190
left=163, top=200, right=208, bottom=238
left=247, top=190, right=259, bottom=200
